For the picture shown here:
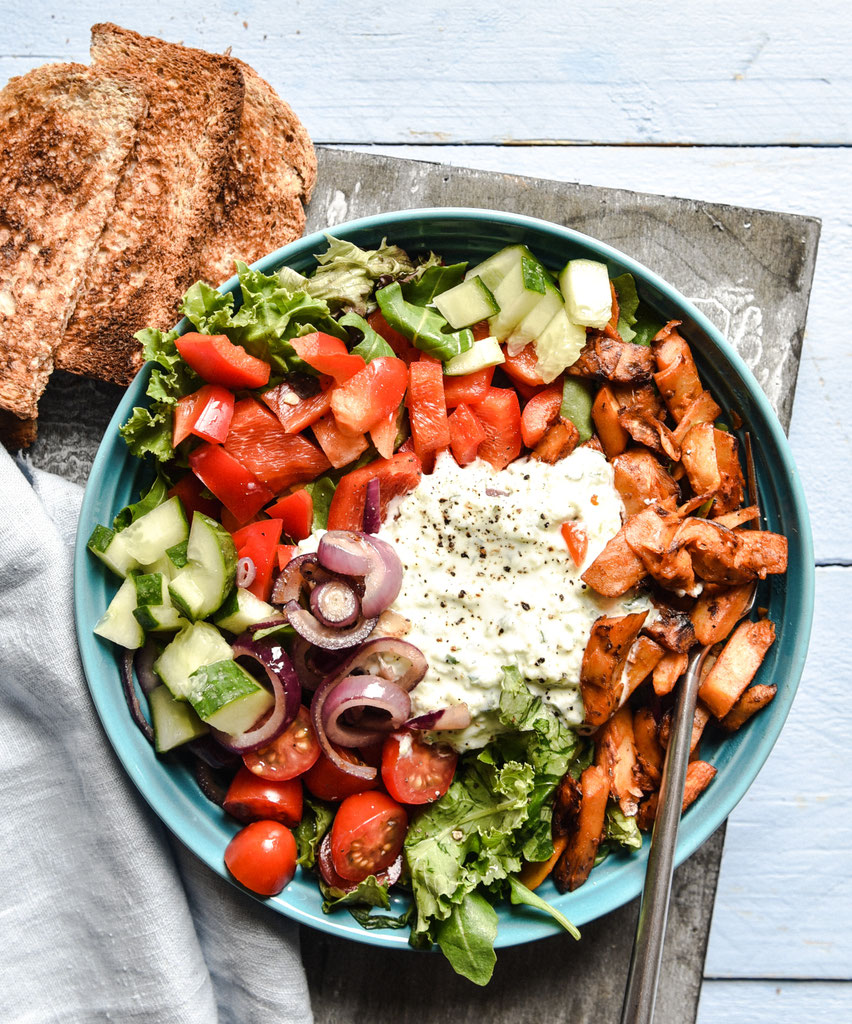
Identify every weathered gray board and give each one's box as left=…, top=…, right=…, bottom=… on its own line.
left=29, top=149, right=819, bottom=1023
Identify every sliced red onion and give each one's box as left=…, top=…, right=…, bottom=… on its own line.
left=209, top=634, right=301, bottom=754
left=246, top=616, right=288, bottom=633
left=322, top=675, right=411, bottom=746
left=285, top=599, right=377, bottom=651
left=121, top=649, right=154, bottom=744
left=236, top=556, right=256, bottom=588
left=363, top=478, right=381, bottom=534
left=310, top=579, right=361, bottom=628
left=311, top=674, right=378, bottom=783
left=317, top=530, right=376, bottom=576
left=271, top=552, right=318, bottom=605
left=134, top=639, right=161, bottom=696
left=361, top=535, right=403, bottom=617
left=405, top=703, right=472, bottom=731
left=186, top=735, right=241, bottom=770
left=334, top=636, right=428, bottom=692
left=289, top=635, right=349, bottom=692
left=193, top=758, right=228, bottom=807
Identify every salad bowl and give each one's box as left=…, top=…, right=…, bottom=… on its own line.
left=74, top=207, right=814, bottom=950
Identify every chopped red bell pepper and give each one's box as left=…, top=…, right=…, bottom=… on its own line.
left=232, top=519, right=284, bottom=601
left=175, top=333, right=270, bottom=389
left=520, top=384, right=564, bottom=449
left=290, top=332, right=366, bottom=383
left=407, top=360, right=450, bottom=461
left=366, top=310, right=419, bottom=365
left=311, top=412, right=369, bottom=469
left=261, top=381, right=333, bottom=434
left=330, top=356, right=408, bottom=435
left=277, top=544, right=298, bottom=571
left=470, top=320, right=492, bottom=341
left=173, top=384, right=234, bottom=447
left=473, top=387, right=522, bottom=470
left=442, top=365, right=495, bottom=408
left=369, top=407, right=399, bottom=459
left=502, top=342, right=547, bottom=388
left=224, top=398, right=330, bottom=493
left=327, top=452, right=421, bottom=531
left=266, top=489, right=314, bottom=542
left=561, top=522, right=589, bottom=567
left=448, top=402, right=486, bottom=466
left=167, top=473, right=220, bottom=522
left=189, top=444, right=275, bottom=525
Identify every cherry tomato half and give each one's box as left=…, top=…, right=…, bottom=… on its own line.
left=381, top=731, right=458, bottom=805
left=223, top=766, right=304, bottom=827
left=224, top=821, right=297, bottom=896
left=317, top=833, right=403, bottom=892
left=330, top=791, right=408, bottom=883
left=303, top=745, right=380, bottom=802
left=243, top=706, right=320, bottom=782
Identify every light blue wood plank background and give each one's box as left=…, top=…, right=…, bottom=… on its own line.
left=7, top=2, right=850, bottom=1018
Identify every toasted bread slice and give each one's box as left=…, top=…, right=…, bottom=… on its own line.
left=0, top=411, right=38, bottom=450
left=56, top=24, right=245, bottom=384
left=0, top=62, right=145, bottom=419
left=196, top=57, right=316, bottom=285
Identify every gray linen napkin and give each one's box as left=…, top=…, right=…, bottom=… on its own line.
left=0, top=448, right=312, bottom=1024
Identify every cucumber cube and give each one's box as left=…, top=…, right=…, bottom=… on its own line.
left=559, top=259, right=613, bottom=329
left=149, top=685, right=208, bottom=753
left=188, top=660, right=274, bottom=734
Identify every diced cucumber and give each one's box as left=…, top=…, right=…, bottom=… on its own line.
left=87, top=525, right=139, bottom=578
left=131, top=572, right=184, bottom=632
left=213, top=587, right=283, bottom=634
left=149, top=685, right=208, bottom=753
left=433, top=276, right=499, bottom=329
left=134, top=604, right=185, bottom=633
left=465, top=244, right=532, bottom=293
left=168, top=513, right=236, bottom=621
left=443, top=336, right=505, bottom=376
left=166, top=539, right=189, bottom=569
left=120, top=496, right=189, bottom=565
left=488, top=252, right=550, bottom=340
left=154, top=621, right=234, bottom=700
left=506, top=278, right=564, bottom=354
left=134, top=572, right=165, bottom=607
left=93, top=578, right=144, bottom=649
left=559, top=259, right=613, bottom=329
left=533, top=308, right=588, bottom=384
left=188, top=660, right=274, bottom=733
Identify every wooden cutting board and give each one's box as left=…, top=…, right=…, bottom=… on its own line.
left=30, top=147, right=819, bottom=1024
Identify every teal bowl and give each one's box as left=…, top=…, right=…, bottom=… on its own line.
left=74, top=208, right=814, bottom=949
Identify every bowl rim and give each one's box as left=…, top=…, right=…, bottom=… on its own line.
left=74, top=205, right=815, bottom=950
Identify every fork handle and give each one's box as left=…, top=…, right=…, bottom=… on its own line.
left=620, top=646, right=709, bottom=1024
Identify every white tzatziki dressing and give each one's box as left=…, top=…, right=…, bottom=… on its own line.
left=379, top=450, right=654, bottom=750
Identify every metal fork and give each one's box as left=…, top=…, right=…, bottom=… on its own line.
left=619, top=433, right=759, bottom=1024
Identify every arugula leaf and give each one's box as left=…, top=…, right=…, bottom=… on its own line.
left=304, top=476, right=337, bottom=531
left=294, top=797, right=335, bottom=869
left=339, top=312, right=394, bottom=362
left=306, top=235, right=416, bottom=315
left=604, top=804, right=643, bottom=851
left=112, top=474, right=169, bottom=532
left=612, top=273, right=640, bottom=343
left=347, top=905, right=414, bottom=931
left=376, top=282, right=473, bottom=361
left=400, top=262, right=468, bottom=306
left=321, top=874, right=392, bottom=913
left=507, top=876, right=580, bottom=940
left=435, top=892, right=498, bottom=986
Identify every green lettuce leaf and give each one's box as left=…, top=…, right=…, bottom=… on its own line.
left=611, top=272, right=662, bottom=347
left=604, top=805, right=643, bottom=851
left=339, top=312, right=394, bottom=362
left=304, top=476, right=337, bottom=531
left=435, top=892, right=498, bottom=986
left=294, top=797, right=335, bottom=869
left=305, top=235, right=416, bottom=315
left=112, top=474, right=169, bottom=532
left=400, top=262, right=468, bottom=306
left=320, top=874, right=392, bottom=913
left=376, top=282, right=473, bottom=361
left=347, top=905, right=414, bottom=931
left=506, top=876, right=580, bottom=940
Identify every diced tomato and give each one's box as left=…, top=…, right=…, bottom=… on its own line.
left=224, top=398, right=330, bottom=493
left=175, top=333, right=270, bottom=389
left=290, top=332, right=366, bottom=383
left=381, top=732, right=457, bottom=805
left=366, top=309, right=419, bottom=365
left=502, top=342, right=547, bottom=388
left=448, top=402, right=486, bottom=466
left=224, top=821, right=297, bottom=896
left=442, top=365, right=495, bottom=408
left=330, top=357, right=408, bottom=435
left=561, top=521, right=589, bottom=567
left=243, top=706, right=321, bottom=782
left=397, top=436, right=415, bottom=454
left=520, top=384, right=564, bottom=448
left=220, top=508, right=262, bottom=534
left=473, top=387, right=523, bottom=470
left=330, top=791, right=408, bottom=883
left=223, top=766, right=303, bottom=827
left=512, top=379, right=547, bottom=403
left=167, top=474, right=220, bottom=521
left=303, top=746, right=380, bottom=802
left=232, top=519, right=283, bottom=601
left=311, top=412, right=369, bottom=469
left=327, top=451, right=421, bottom=531
left=266, top=489, right=314, bottom=542
left=173, top=384, right=234, bottom=447
left=276, top=543, right=298, bottom=571
left=262, top=381, right=333, bottom=434
left=471, top=320, right=492, bottom=341
left=369, top=407, right=399, bottom=459
left=189, top=444, right=274, bottom=525
left=407, top=360, right=450, bottom=462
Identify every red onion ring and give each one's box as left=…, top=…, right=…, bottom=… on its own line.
left=363, top=478, right=381, bottom=534
left=271, top=552, right=318, bottom=605
left=311, top=675, right=377, bottom=782
left=210, top=635, right=301, bottom=754
left=134, top=639, right=161, bottom=695
left=405, top=703, right=472, bottom=731
left=289, top=635, right=349, bottom=691
left=121, top=650, right=154, bottom=744
left=322, top=675, right=411, bottom=746
left=361, top=535, right=403, bottom=617
left=318, top=530, right=376, bottom=576
left=309, top=580, right=361, bottom=628
left=236, top=556, right=256, bottom=588
left=192, top=758, right=229, bottom=807
left=186, top=735, right=241, bottom=769
left=285, top=599, right=377, bottom=651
